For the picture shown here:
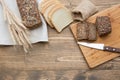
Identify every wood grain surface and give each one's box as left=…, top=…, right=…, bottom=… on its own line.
left=0, top=0, right=120, bottom=80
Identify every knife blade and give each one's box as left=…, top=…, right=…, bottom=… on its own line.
left=77, top=42, right=120, bottom=53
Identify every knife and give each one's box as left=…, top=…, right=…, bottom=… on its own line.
left=77, top=42, right=120, bottom=53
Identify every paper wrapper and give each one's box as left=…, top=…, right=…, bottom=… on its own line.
left=72, top=0, right=98, bottom=21
left=0, top=0, right=48, bottom=45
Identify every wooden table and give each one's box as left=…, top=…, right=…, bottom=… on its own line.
left=0, top=0, right=120, bottom=80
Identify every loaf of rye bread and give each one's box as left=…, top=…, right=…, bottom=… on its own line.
left=16, top=0, right=41, bottom=28
left=77, top=22, right=97, bottom=41
left=96, top=16, right=112, bottom=36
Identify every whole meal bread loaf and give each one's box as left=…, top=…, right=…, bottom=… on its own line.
left=16, top=0, right=42, bottom=28
left=95, top=16, right=112, bottom=36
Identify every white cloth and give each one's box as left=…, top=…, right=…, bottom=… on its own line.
left=0, top=0, right=48, bottom=45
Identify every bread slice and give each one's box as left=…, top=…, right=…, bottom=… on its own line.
left=39, top=0, right=63, bottom=12
left=49, top=8, right=73, bottom=32
left=77, top=22, right=88, bottom=40
left=39, top=0, right=73, bottom=32
left=39, top=0, right=63, bottom=28
left=48, top=6, right=64, bottom=26
left=46, top=4, right=64, bottom=28
left=43, top=4, right=57, bottom=28
left=41, top=1, right=62, bottom=13
left=39, top=0, right=53, bottom=12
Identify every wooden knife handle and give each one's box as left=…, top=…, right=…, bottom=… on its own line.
left=104, top=46, right=120, bottom=53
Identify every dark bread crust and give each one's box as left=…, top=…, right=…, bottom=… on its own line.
left=96, top=16, right=112, bottom=36
left=16, top=0, right=42, bottom=28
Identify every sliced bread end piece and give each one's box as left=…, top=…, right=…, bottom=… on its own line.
left=43, top=4, right=64, bottom=28
left=51, top=8, right=73, bottom=32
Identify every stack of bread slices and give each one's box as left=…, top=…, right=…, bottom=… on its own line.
left=39, top=0, right=73, bottom=32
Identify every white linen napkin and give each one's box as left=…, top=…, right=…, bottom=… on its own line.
left=0, top=0, right=48, bottom=45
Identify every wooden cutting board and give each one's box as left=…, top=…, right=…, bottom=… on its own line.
left=70, top=4, right=120, bottom=68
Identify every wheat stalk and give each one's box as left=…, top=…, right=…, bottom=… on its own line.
left=0, top=0, right=32, bottom=53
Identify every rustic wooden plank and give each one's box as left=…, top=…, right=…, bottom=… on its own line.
left=0, top=38, right=119, bottom=70
left=0, top=0, right=120, bottom=79
left=95, top=59, right=120, bottom=70
left=0, top=43, right=120, bottom=70
left=0, top=67, right=120, bottom=80
left=48, top=27, right=74, bottom=38
left=0, top=39, right=89, bottom=70
left=73, top=70, right=120, bottom=80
